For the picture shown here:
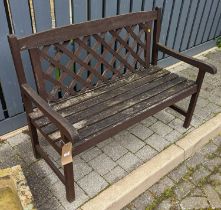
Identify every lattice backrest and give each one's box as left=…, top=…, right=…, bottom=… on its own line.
left=15, top=11, right=159, bottom=102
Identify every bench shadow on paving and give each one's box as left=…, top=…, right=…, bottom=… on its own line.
left=0, top=49, right=220, bottom=210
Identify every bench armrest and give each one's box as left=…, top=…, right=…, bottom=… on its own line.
left=21, top=83, right=79, bottom=143
left=157, top=43, right=217, bottom=74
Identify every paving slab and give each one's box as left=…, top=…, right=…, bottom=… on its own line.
left=135, top=145, right=158, bottom=162
left=127, top=135, right=221, bottom=210
left=77, top=171, right=108, bottom=198
left=116, top=152, right=143, bottom=172
left=145, top=133, right=171, bottom=152
left=88, top=153, right=117, bottom=175
left=103, top=166, right=127, bottom=184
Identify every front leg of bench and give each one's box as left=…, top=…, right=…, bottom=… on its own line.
left=169, top=70, right=205, bottom=128
left=183, top=70, right=205, bottom=128
left=61, top=141, right=75, bottom=202
left=21, top=83, right=78, bottom=202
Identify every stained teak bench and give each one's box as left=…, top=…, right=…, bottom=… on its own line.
left=8, top=8, right=216, bottom=202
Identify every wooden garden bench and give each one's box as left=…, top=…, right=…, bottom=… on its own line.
left=8, top=8, right=216, bottom=202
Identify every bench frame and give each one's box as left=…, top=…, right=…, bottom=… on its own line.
left=8, top=8, right=216, bottom=202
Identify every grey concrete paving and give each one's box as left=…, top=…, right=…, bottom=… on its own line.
left=0, top=48, right=220, bottom=209
left=126, top=136, right=221, bottom=210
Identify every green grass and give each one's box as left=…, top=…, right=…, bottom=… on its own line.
left=145, top=188, right=175, bottom=210
left=216, top=37, right=221, bottom=48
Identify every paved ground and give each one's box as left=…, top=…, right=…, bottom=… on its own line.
left=0, top=48, right=220, bottom=210
left=125, top=135, right=221, bottom=210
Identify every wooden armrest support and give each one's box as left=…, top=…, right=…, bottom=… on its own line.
left=21, top=83, right=79, bottom=143
left=157, top=43, right=217, bottom=75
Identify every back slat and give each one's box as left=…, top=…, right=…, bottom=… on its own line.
left=18, top=11, right=157, bottom=50
left=14, top=11, right=159, bottom=101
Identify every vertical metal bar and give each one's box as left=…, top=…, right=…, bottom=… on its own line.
left=215, top=9, right=221, bottom=37
left=10, top=0, right=36, bottom=90
left=188, top=0, right=205, bottom=48
left=203, top=0, right=219, bottom=42
left=208, top=0, right=221, bottom=40
left=32, top=0, right=52, bottom=31
left=165, top=0, right=182, bottom=59
left=180, top=0, right=198, bottom=51
left=179, top=0, right=192, bottom=52
left=90, top=0, right=103, bottom=83
left=0, top=99, right=5, bottom=121
left=195, top=0, right=213, bottom=45
left=0, top=0, right=23, bottom=117
left=173, top=0, right=191, bottom=51
left=54, top=0, right=70, bottom=27
left=143, top=0, right=154, bottom=11
left=164, top=0, right=176, bottom=49
left=158, top=0, right=173, bottom=59
left=200, top=0, right=215, bottom=43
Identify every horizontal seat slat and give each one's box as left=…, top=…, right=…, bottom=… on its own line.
left=42, top=72, right=179, bottom=136
left=29, top=66, right=197, bottom=147
left=58, top=71, right=169, bottom=117
left=46, top=77, right=196, bottom=143
left=73, top=83, right=197, bottom=154
left=30, top=66, right=161, bottom=123
left=59, top=71, right=169, bottom=118
left=77, top=79, right=188, bottom=133
left=48, top=76, right=184, bottom=141
left=79, top=80, right=195, bottom=140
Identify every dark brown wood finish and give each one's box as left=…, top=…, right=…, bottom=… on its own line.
left=145, top=22, right=152, bottom=66
left=18, top=11, right=158, bottom=50
left=157, top=43, right=217, bottom=74
left=7, top=8, right=216, bottom=202
left=152, top=7, right=161, bottom=65
left=18, top=19, right=151, bottom=101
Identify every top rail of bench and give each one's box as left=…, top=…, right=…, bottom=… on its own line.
left=15, top=11, right=157, bottom=50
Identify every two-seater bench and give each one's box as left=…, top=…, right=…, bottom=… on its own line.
left=8, top=8, right=216, bottom=202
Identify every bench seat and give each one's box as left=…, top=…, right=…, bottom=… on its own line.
left=29, top=66, right=197, bottom=154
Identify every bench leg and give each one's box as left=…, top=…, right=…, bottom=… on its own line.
left=183, top=92, right=199, bottom=128
left=183, top=71, right=205, bottom=128
left=27, top=117, right=41, bottom=159
left=64, top=162, right=75, bottom=202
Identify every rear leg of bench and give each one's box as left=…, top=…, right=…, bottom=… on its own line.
left=183, top=92, right=199, bottom=128
left=169, top=92, right=199, bottom=128
left=27, top=116, right=41, bottom=159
